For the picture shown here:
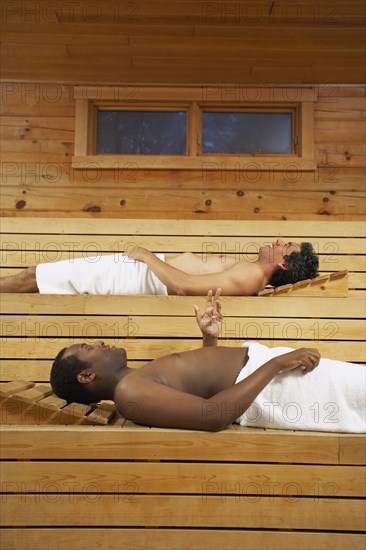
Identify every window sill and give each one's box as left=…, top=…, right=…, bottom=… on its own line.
left=72, top=155, right=316, bottom=171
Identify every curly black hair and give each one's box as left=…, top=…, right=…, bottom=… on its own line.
left=50, top=347, right=96, bottom=405
left=269, top=242, right=319, bottom=287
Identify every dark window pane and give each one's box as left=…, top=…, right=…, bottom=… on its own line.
left=202, top=112, right=292, bottom=154
left=96, top=111, right=186, bottom=155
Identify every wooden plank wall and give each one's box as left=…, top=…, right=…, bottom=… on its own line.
left=1, top=1, right=365, bottom=85
left=1, top=425, right=365, bottom=550
left=0, top=83, right=365, bottom=220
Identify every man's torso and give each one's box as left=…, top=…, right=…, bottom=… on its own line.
left=121, top=346, right=249, bottom=399
left=166, top=252, right=266, bottom=294
left=166, top=252, right=238, bottom=274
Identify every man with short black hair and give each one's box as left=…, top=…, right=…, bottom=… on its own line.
left=50, top=289, right=365, bottom=433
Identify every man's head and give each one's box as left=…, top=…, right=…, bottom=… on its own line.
left=50, top=341, right=127, bottom=404
left=260, top=240, right=318, bottom=287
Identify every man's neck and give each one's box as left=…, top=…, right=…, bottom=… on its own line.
left=254, top=259, right=278, bottom=286
left=100, top=365, right=132, bottom=400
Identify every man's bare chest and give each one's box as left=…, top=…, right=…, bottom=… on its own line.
left=136, top=347, right=249, bottom=398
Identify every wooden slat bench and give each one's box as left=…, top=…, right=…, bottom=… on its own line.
left=0, top=218, right=365, bottom=550
left=258, top=269, right=349, bottom=297
left=0, top=380, right=119, bottom=425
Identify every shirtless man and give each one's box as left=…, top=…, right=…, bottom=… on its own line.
left=0, top=239, right=318, bottom=296
left=50, top=290, right=365, bottom=433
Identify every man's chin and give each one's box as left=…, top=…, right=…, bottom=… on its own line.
left=115, top=347, right=127, bottom=363
left=111, top=346, right=126, bottom=355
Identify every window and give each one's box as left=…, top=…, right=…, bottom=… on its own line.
left=96, top=110, right=187, bottom=155
left=202, top=111, right=293, bottom=155
left=73, top=85, right=315, bottom=171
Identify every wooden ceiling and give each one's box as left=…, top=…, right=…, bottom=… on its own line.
left=1, top=0, right=365, bottom=84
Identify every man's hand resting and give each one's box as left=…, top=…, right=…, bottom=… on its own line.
left=124, top=244, right=149, bottom=262
left=275, top=348, right=321, bottom=374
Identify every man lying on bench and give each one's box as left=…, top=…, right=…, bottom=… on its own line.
left=50, top=289, right=365, bottom=433
left=0, top=240, right=318, bottom=296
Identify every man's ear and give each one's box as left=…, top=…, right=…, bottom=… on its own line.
left=77, top=370, right=96, bottom=385
left=277, top=260, right=289, bottom=271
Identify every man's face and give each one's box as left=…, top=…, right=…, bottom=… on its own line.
left=63, top=341, right=127, bottom=374
left=258, top=239, right=301, bottom=265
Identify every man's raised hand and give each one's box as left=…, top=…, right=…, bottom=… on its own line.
left=194, top=289, right=223, bottom=338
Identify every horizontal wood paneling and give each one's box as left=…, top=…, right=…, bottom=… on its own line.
left=0, top=84, right=365, bottom=219
left=0, top=234, right=362, bottom=254
left=1, top=1, right=365, bottom=83
left=2, top=339, right=364, bottom=363
left=1, top=165, right=365, bottom=192
left=2, top=495, right=365, bottom=530
left=2, top=460, right=363, bottom=496
left=0, top=424, right=344, bottom=462
left=2, top=218, right=364, bottom=236
left=1, top=529, right=365, bottom=550
left=1, top=293, right=364, bottom=317
left=2, top=316, right=364, bottom=340
left=0, top=359, right=75, bottom=381
left=1, top=188, right=365, bottom=219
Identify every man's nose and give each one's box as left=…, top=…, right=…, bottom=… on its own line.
left=94, top=341, right=105, bottom=347
left=276, top=239, right=285, bottom=246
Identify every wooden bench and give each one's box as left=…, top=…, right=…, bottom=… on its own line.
left=1, top=218, right=365, bottom=549
left=258, top=269, right=349, bottom=297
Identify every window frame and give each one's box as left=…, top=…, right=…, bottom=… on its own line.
left=73, top=85, right=316, bottom=171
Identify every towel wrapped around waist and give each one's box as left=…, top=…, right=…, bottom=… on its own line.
left=235, top=342, right=365, bottom=433
left=35, top=253, right=168, bottom=295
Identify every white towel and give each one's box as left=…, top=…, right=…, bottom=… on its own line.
left=236, top=342, right=366, bottom=433
left=35, top=253, right=168, bottom=295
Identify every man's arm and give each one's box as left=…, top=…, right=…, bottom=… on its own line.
left=194, top=289, right=223, bottom=347
left=124, top=246, right=261, bottom=296
left=115, top=348, right=320, bottom=432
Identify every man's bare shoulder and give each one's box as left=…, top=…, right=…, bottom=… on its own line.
left=113, top=364, right=158, bottom=418
left=222, top=260, right=267, bottom=294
